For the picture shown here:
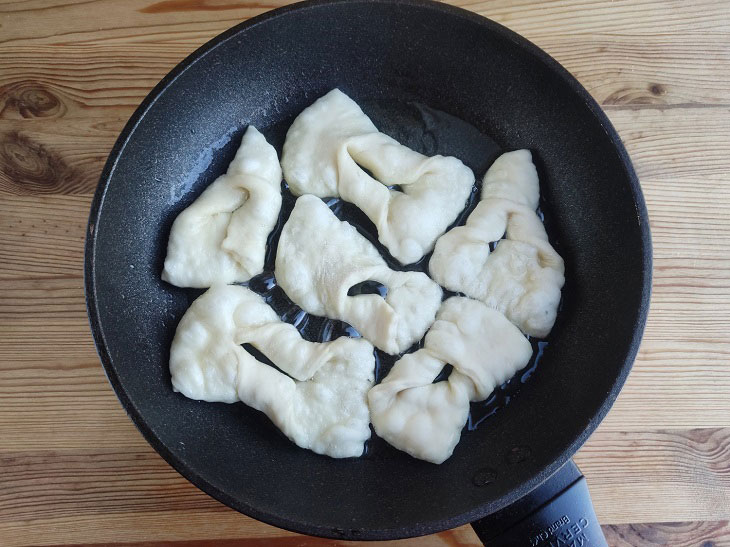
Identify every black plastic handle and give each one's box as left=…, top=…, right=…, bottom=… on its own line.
left=471, top=460, right=606, bottom=546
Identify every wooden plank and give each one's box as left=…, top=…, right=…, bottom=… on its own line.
left=8, top=521, right=730, bottom=547
left=645, top=178, right=730, bottom=260
left=2, top=34, right=729, bottom=115
left=608, top=108, right=730, bottom=183
left=1, top=0, right=729, bottom=47
left=0, top=0, right=287, bottom=47
left=0, top=459, right=480, bottom=547
left=575, top=428, right=730, bottom=523
left=43, top=535, right=481, bottom=547
left=2, top=105, right=729, bottom=200
left=0, top=196, right=90, bottom=277
left=1, top=428, right=728, bottom=543
left=0, top=121, right=122, bottom=195
left=6, top=518, right=730, bottom=547
left=0, top=46, right=191, bottom=115
left=0, top=449, right=223, bottom=523
left=460, top=0, right=730, bottom=38
left=603, top=345, right=730, bottom=432
left=603, top=520, right=730, bottom=547
left=542, top=36, right=730, bottom=108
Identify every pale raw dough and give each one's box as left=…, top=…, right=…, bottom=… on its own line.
left=281, top=89, right=475, bottom=264
left=170, top=284, right=375, bottom=458
left=368, top=297, right=532, bottom=464
left=275, top=195, right=442, bottom=355
left=162, top=126, right=282, bottom=288
left=429, top=150, right=565, bottom=337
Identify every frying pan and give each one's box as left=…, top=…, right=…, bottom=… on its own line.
left=84, top=0, right=651, bottom=543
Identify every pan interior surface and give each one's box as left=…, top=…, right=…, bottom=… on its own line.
left=86, top=0, right=650, bottom=539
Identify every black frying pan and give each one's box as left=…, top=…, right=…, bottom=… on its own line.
left=85, top=0, right=651, bottom=543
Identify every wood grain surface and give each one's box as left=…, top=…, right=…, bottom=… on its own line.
left=1, top=0, right=729, bottom=545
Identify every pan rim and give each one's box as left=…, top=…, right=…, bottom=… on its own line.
left=84, top=0, right=652, bottom=540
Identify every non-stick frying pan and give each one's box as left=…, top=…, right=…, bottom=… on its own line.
left=85, top=0, right=651, bottom=543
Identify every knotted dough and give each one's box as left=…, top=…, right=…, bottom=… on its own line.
left=429, top=150, right=565, bottom=337
left=170, top=284, right=375, bottom=458
left=163, top=126, right=282, bottom=288
left=368, top=297, right=532, bottom=464
left=276, top=195, right=442, bottom=355
left=281, top=89, right=474, bottom=264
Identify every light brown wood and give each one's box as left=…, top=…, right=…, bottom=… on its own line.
left=604, top=520, right=730, bottom=547
left=574, top=428, right=730, bottom=523
left=1, top=0, right=729, bottom=546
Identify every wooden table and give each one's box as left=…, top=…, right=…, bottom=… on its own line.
left=1, top=1, right=729, bottom=545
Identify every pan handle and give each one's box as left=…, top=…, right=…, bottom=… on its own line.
left=470, top=460, right=607, bottom=546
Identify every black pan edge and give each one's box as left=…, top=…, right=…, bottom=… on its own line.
left=84, top=0, right=652, bottom=540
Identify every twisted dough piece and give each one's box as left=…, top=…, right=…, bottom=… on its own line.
left=276, top=195, right=442, bottom=355
left=368, top=297, right=532, bottom=464
left=429, top=150, right=565, bottom=337
left=170, top=284, right=375, bottom=458
left=162, top=126, right=282, bottom=288
left=281, top=89, right=474, bottom=264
